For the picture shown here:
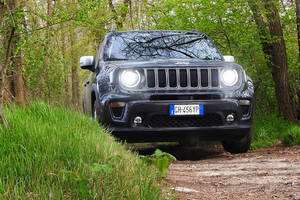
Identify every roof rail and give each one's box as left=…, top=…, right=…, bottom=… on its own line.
left=109, top=29, right=117, bottom=33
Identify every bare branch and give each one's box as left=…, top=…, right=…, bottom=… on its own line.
left=4, top=27, right=15, bottom=68
left=12, top=16, right=75, bottom=37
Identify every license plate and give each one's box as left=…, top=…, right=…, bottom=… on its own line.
left=170, top=104, right=204, bottom=116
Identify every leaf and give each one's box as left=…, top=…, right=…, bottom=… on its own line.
left=101, top=164, right=113, bottom=174
left=107, top=153, right=122, bottom=163
left=164, top=152, right=177, bottom=162
left=154, top=157, right=170, bottom=173
left=59, top=170, right=79, bottom=181
left=88, top=163, right=113, bottom=174
left=141, top=149, right=176, bottom=174
left=89, top=163, right=104, bottom=173
left=154, top=149, right=163, bottom=157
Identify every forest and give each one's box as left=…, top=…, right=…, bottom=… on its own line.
left=0, top=0, right=299, bottom=123
left=0, top=0, right=300, bottom=198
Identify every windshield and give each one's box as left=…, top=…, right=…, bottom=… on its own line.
left=104, top=32, right=222, bottom=61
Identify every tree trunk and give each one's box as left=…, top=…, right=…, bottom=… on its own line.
left=1, top=0, right=27, bottom=105
left=61, top=25, right=71, bottom=108
left=0, top=0, right=10, bottom=128
left=12, top=38, right=26, bottom=105
left=137, top=0, right=141, bottom=29
left=129, top=0, right=135, bottom=30
left=296, top=0, right=300, bottom=59
left=0, top=62, right=9, bottom=128
left=264, top=0, right=297, bottom=123
left=11, top=0, right=26, bottom=105
left=41, top=0, right=53, bottom=100
left=247, top=0, right=273, bottom=64
left=296, top=0, right=300, bottom=120
left=0, top=0, right=5, bottom=23
left=70, top=29, right=79, bottom=109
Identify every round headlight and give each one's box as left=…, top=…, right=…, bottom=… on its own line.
left=221, top=69, right=238, bottom=86
left=121, top=70, right=141, bottom=88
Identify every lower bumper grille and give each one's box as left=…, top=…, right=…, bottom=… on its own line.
left=149, top=114, right=223, bottom=128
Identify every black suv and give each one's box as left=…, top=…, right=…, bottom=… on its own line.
left=80, top=29, right=254, bottom=153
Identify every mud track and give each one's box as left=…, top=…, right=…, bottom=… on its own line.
left=131, top=144, right=300, bottom=200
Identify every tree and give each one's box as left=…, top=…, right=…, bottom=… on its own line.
left=297, top=0, right=300, bottom=59
left=257, top=0, right=297, bottom=123
left=0, top=0, right=27, bottom=105
left=245, top=0, right=298, bottom=123
left=109, top=0, right=130, bottom=30
left=0, top=0, right=10, bottom=128
left=10, top=0, right=26, bottom=105
left=144, top=0, right=298, bottom=122
left=296, top=0, right=300, bottom=119
left=0, top=0, right=297, bottom=120
left=70, top=28, right=80, bottom=109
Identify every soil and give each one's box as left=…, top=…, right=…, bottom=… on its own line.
left=130, top=144, right=300, bottom=200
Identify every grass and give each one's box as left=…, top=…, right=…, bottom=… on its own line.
left=1, top=101, right=298, bottom=198
left=252, top=114, right=300, bottom=149
left=0, top=102, right=164, bottom=199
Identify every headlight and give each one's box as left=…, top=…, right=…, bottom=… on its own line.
left=120, top=70, right=141, bottom=88
left=221, top=69, right=238, bottom=86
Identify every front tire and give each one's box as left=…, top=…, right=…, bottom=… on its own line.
left=92, top=101, right=100, bottom=122
left=82, top=102, right=86, bottom=114
left=222, top=128, right=252, bottom=154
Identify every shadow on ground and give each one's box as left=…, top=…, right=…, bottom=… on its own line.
left=127, top=144, right=226, bottom=161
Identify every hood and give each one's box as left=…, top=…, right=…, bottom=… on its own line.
left=105, top=58, right=242, bottom=69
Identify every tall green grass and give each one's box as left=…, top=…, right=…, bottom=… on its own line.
left=252, top=114, right=300, bottom=149
left=0, top=102, right=163, bottom=199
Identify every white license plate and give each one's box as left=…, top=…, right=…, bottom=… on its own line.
left=170, top=104, right=204, bottom=116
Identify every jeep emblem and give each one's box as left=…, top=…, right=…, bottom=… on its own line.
left=175, top=61, right=190, bottom=65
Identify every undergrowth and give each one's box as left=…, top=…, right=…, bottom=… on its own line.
left=0, top=102, right=165, bottom=199
left=252, top=114, right=300, bottom=149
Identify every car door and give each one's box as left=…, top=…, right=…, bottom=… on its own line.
left=82, top=41, right=104, bottom=114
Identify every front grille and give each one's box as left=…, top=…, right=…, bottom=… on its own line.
left=145, top=68, right=219, bottom=89
left=149, top=114, right=223, bottom=128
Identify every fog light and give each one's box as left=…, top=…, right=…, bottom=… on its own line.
left=226, top=114, right=235, bottom=123
left=133, top=116, right=142, bottom=126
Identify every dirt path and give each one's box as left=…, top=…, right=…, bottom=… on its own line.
left=131, top=144, right=300, bottom=200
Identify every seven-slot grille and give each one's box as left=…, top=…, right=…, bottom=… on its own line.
left=145, top=68, right=219, bottom=89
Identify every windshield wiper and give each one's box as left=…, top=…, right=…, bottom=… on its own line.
left=106, top=58, right=128, bottom=61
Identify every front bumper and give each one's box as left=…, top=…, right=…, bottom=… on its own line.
left=112, top=125, right=252, bottom=143
left=100, top=98, right=252, bottom=143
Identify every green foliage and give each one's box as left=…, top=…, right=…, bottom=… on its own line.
left=142, top=149, right=176, bottom=174
left=252, top=114, right=300, bottom=149
left=2, top=0, right=298, bottom=117
left=89, top=163, right=113, bottom=174
left=0, top=102, right=165, bottom=199
left=143, top=0, right=299, bottom=116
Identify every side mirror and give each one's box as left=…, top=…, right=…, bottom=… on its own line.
left=80, top=56, right=95, bottom=71
left=223, top=55, right=235, bottom=62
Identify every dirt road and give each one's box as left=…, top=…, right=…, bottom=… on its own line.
left=131, top=144, right=300, bottom=200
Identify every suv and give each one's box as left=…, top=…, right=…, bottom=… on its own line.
left=80, top=29, right=254, bottom=153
